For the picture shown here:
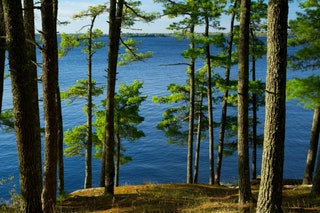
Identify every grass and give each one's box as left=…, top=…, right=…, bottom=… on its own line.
left=2, top=180, right=320, bottom=212
left=54, top=181, right=320, bottom=213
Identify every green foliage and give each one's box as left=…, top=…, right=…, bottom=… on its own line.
left=288, top=0, right=320, bottom=70
left=72, top=4, right=107, bottom=20
left=122, top=1, right=159, bottom=28
left=64, top=124, right=87, bottom=157
left=118, top=38, right=153, bottom=66
left=94, top=81, right=147, bottom=162
left=61, top=80, right=104, bottom=104
left=286, top=75, right=320, bottom=109
left=58, top=33, right=80, bottom=58
left=78, top=29, right=105, bottom=55
left=0, top=109, right=14, bottom=132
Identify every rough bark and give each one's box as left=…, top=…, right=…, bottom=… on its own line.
left=303, top=108, right=320, bottom=185
left=103, top=0, right=124, bottom=195
left=41, top=0, right=59, bottom=211
left=237, top=0, right=252, bottom=204
left=216, top=0, right=237, bottom=185
left=3, top=0, right=43, bottom=211
left=256, top=0, right=288, bottom=211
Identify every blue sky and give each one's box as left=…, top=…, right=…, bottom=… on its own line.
left=47, top=0, right=301, bottom=34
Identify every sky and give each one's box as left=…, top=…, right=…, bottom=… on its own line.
left=39, top=0, right=302, bottom=34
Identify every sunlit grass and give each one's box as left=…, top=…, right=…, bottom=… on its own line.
left=54, top=182, right=320, bottom=212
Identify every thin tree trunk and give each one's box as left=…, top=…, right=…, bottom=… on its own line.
left=57, top=86, right=64, bottom=195
left=216, top=0, right=237, bottom=185
left=0, top=0, right=5, bottom=114
left=41, top=0, right=59, bottom=211
left=306, top=108, right=320, bottom=186
left=256, top=0, right=288, bottom=211
left=115, top=133, right=121, bottom=187
left=3, top=0, right=43, bottom=211
left=103, top=0, right=124, bottom=195
left=193, top=92, right=203, bottom=184
left=205, top=16, right=214, bottom=185
left=250, top=29, right=257, bottom=180
left=85, top=18, right=95, bottom=189
left=237, top=0, right=252, bottom=204
left=187, top=24, right=195, bottom=184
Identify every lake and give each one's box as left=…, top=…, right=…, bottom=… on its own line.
left=0, top=36, right=314, bottom=202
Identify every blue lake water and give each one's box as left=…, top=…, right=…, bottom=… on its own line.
left=0, top=36, right=314, bottom=201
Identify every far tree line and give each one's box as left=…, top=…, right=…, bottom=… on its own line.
left=0, top=0, right=319, bottom=212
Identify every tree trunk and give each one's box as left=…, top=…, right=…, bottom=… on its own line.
left=0, top=0, right=5, bottom=114
left=216, top=0, right=237, bottom=185
left=310, top=108, right=320, bottom=194
left=84, top=19, right=95, bottom=189
left=237, top=0, right=252, bottom=204
left=193, top=92, right=203, bottom=184
left=115, top=133, right=121, bottom=187
left=3, top=0, right=43, bottom=211
left=303, top=108, right=320, bottom=185
left=205, top=16, right=214, bottom=185
left=250, top=28, right=257, bottom=180
left=57, top=86, right=64, bottom=195
left=103, top=0, right=124, bottom=195
left=256, top=0, right=288, bottom=211
left=187, top=24, right=195, bottom=184
left=41, top=0, right=59, bottom=211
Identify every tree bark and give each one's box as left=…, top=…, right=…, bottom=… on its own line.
left=41, top=0, right=59, bottom=211
left=205, top=16, right=214, bottom=185
left=193, top=92, right=203, bottom=184
left=103, top=0, right=124, bottom=195
left=237, top=0, right=252, bottom=204
left=303, top=108, right=320, bottom=185
left=0, top=0, right=5, bottom=114
left=57, top=86, right=64, bottom=195
left=3, top=0, right=43, bottom=211
left=84, top=18, right=95, bottom=189
left=216, top=0, right=237, bottom=185
left=115, top=133, right=120, bottom=187
left=256, top=0, right=288, bottom=211
left=187, top=24, right=195, bottom=184
left=310, top=108, right=320, bottom=194
left=250, top=29, right=257, bottom=180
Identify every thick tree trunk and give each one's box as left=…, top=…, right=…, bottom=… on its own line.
left=303, top=108, right=320, bottom=185
left=103, top=0, right=124, bottom=195
left=0, top=0, right=5, bottom=114
left=187, top=24, right=195, bottom=184
left=216, top=0, right=237, bottom=185
left=41, top=0, right=59, bottom=211
left=256, top=0, right=288, bottom=211
left=237, top=0, right=252, bottom=204
left=3, top=0, right=43, bottom=211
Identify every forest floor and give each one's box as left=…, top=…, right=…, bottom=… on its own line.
left=2, top=180, right=320, bottom=212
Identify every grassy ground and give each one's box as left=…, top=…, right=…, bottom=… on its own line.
left=53, top=181, right=320, bottom=213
